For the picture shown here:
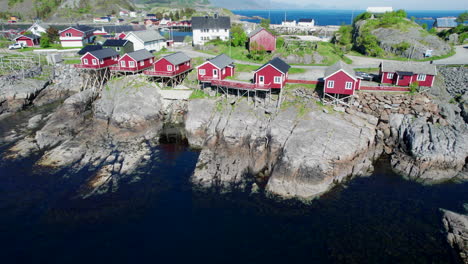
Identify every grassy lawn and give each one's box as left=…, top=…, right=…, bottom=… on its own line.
left=18, top=44, right=80, bottom=52
left=64, top=59, right=81, bottom=64
left=189, top=89, right=210, bottom=99
left=347, top=46, right=456, bottom=62
left=353, top=67, right=380, bottom=72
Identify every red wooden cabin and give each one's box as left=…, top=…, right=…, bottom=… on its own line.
left=380, top=61, right=436, bottom=87
left=59, top=25, right=95, bottom=47
left=76, top=48, right=119, bottom=69
left=110, top=49, right=154, bottom=72
left=197, top=54, right=235, bottom=82
left=254, top=57, right=290, bottom=89
left=323, top=61, right=361, bottom=95
left=14, top=34, right=40, bottom=47
left=144, top=52, right=191, bottom=76
left=248, top=27, right=276, bottom=52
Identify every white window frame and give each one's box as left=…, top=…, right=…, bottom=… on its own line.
left=387, top=73, right=394, bottom=79
left=213, top=69, right=218, bottom=77
left=99, top=59, right=104, bottom=64
left=83, top=58, right=88, bottom=65
left=259, top=76, right=265, bottom=84
left=417, top=74, right=426, bottom=81
left=116, top=47, right=120, bottom=51
left=327, top=80, right=334, bottom=88
left=199, top=69, right=206, bottom=75
left=65, top=32, right=72, bottom=37
left=345, top=81, right=353, bottom=90
left=92, top=59, right=97, bottom=65
left=176, top=65, right=179, bottom=70
left=140, top=61, right=144, bottom=66
left=167, top=65, right=173, bottom=71
left=274, top=76, right=282, bottom=84
left=150, top=58, right=153, bottom=63
left=120, top=60, right=126, bottom=67
left=129, top=61, right=135, bottom=67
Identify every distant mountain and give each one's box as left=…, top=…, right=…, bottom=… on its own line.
left=209, top=0, right=322, bottom=10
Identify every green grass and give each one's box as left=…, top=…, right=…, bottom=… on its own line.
left=18, top=44, right=80, bottom=52
left=353, top=67, right=379, bottom=73
left=347, top=46, right=456, bottom=62
left=189, top=89, right=210, bottom=99
left=284, top=83, right=317, bottom=91
left=64, top=59, right=81, bottom=64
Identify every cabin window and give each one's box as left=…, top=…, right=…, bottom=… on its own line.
left=259, top=76, right=264, bottom=83
left=150, top=58, right=153, bottom=63
left=129, top=61, right=135, bottom=67
left=274, top=76, right=282, bottom=84
left=327, top=80, right=334, bottom=88
left=417, top=74, right=426, bottom=81
left=116, top=47, right=121, bottom=51
left=65, top=32, right=72, bottom=37
left=167, top=65, right=173, bottom=71
left=83, top=58, right=88, bottom=64
left=92, top=59, right=97, bottom=65
left=387, top=73, right=394, bottom=79
left=176, top=65, right=179, bottom=70
left=222, top=68, right=225, bottom=74
left=213, top=69, right=218, bottom=76
left=140, top=61, right=144, bottom=66
left=99, top=59, right=104, bottom=64
left=120, top=61, right=126, bottom=67
left=345, top=82, right=353, bottom=90
left=199, top=69, right=206, bottom=75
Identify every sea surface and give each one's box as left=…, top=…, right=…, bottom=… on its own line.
left=232, top=9, right=465, bottom=28
left=0, top=107, right=467, bottom=263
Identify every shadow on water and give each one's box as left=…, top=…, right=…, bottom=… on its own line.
left=0, top=131, right=466, bottom=263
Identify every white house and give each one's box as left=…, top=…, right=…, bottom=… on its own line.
left=93, top=17, right=111, bottom=23
left=119, top=11, right=128, bottom=16
left=366, top=7, right=393, bottom=13
left=297, top=18, right=315, bottom=27
left=281, top=20, right=296, bottom=27
left=129, top=11, right=137, bottom=18
left=124, top=30, right=166, bottom=52
left=26, top=22, right=49, bottom=36
left=160, top=17, right=172, bottom=25
left=191, top=14, right=231, bottom=46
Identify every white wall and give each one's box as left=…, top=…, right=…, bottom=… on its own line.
left=193, top=28, right=230, bottom=46
left=124, top=34, right=166, bottom=51
left=61, top=40, right=84, bottom=47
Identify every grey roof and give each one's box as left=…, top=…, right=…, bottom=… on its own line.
left=257, top=57, right=290, bottom=74
left=103, top=39, right=129, bottom=47
left=163, top=52, right=190, bottom=65
left=434, top=17, right=458, bottom=28
left=207, top=53, right=234, bottom=69
left=298, top=18, right=313, bottom=22
left=75, top=25, right=95, bottom=32
left=127, top=30, right=165, bottom=42
left=125, top=49, right=153, bottom=61
left=191, top=16, right=231, bottom=30
left=324, top=61, right=356, bottom=79
left=88, top=48, right=119, bottom=59
left=78, top=45, right=102, bottom=55
left=380, top=61, right=437, bottom=75
left=102, top=25, right=145, bottom=33
left=248, top=27, right=272, bottom=38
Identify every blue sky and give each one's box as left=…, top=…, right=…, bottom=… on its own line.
left=278, top=0, right=468, bottom=10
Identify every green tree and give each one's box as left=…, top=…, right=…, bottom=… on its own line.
left=456, top=11, right=468, bottom=23
left=260, top=19, right=270, bottom=30
left=230, top=24, right=247, bottom=47
left=353, top=12, right=372, bottom=24
left=276, top=37, right=284, bottom=49
left=40, top=32, right=50, bottom=48
left=333, top=25, right=352, bottom=51
left=46, top=26, right=59, bottom=43
left=175, top=10, right=180, bottom=21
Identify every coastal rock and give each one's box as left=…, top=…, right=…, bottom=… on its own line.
left=390, top=115, right=468, bottom=182
left=441, top=209, right=468, bottom=263
left=186, top=99, right=378, bottom=199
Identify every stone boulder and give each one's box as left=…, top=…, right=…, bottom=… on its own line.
left=441, top=209, right=468, bottom=263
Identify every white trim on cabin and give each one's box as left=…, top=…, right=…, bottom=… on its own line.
left=327, top=80, right=334, bottom=88
left=274, top=76, right=282, bottom=84
left=324, top=69, right=357, bottom=81
left=387, top=72, right=394, bottom=79
left=196, top=60, right=221, bottom=70
left=345, top=81, right=353, bottom=90
left=199, top=69, right=206, bottom=75
left=254, top=63, right=287, bottom=75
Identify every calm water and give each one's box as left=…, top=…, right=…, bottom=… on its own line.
left=0, top=109, right=467, bottom=263
left=232, top=9, right=465, bottom=28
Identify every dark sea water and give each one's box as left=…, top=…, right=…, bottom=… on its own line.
left=0, top=109, right=467, bottom=263
left=232, top=9, right=465, bottom=29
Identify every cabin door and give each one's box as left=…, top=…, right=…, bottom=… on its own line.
left=213, top=69, right=218, bottom=78
left=259, top=75, right=265, bottom=85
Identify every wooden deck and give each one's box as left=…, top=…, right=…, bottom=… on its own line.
left=211, top=79, right=274, bottom=90
left=143, top=68, right=192, bottom=77
left=109, top=65, right=152, bottom=72
left=74, top=64, right=115, bottom=70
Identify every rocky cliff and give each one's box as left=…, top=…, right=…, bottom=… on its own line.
left=441, top=209, right=468, bottom=263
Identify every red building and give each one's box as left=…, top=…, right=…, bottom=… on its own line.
left=145, top=52, right=191, bottom=76
left=248, top=27, right=276, bottom=52
left=323, top=61, right=361, bottom=95
left=254, top=57, right=290, bottom=89
left=110, top=49, right=154, bottom=72
left=197, top=54, right=235, bottom=82
left=59, top=25, right=95, bottom=47
left=76, top=48, right=119, bottom=69
left=380, top=61, right=436, bottom=87
left=14, top=34, right=40, bottom=47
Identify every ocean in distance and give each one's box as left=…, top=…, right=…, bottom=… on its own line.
left=232, top=9, right=466, bottom=28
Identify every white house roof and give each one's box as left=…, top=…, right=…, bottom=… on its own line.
left=380, top=61, right=437, bottom=76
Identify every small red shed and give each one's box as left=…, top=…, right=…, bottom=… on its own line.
left=197, top=54, right=235, bottom=82
left=254, top=57, right=290, bottom=89
left=150, top=52, right=191, bottom=76
left=59, top=25, right=95, bottom=47
left=77, top=48, right=119, bottom=69
left=380, top=61, right=437, bottom=87
left=14, top=34, right=40, bottom=47
left=248, top=27, right=276, bottom=52
left=113, top=49, right=153, bottom=72
left=323, top=61, right=361, bottom=95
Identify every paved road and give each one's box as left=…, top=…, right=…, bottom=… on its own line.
left=433, top=45, right=468, bottom=65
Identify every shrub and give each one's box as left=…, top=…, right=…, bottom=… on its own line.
left=409, top=81, right=419, bottom=93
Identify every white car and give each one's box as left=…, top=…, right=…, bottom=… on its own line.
left=8, top=43, right=24, bottom=50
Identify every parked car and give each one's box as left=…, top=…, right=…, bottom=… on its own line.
left=356, top=71, right=373, bottom=81
left=8, top=43, right=24, bottom=50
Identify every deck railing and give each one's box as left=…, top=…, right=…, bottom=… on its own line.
left=109, top=65, right=152, bottom=72
left=144, top=67, right=192, bottom=77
